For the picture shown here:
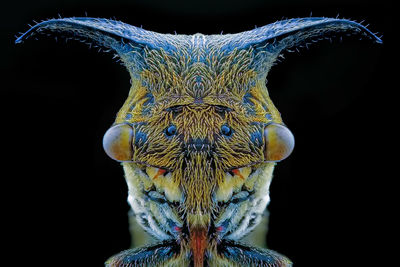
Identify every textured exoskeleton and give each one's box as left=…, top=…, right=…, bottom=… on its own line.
left=16, top=17, right=381, bottom=266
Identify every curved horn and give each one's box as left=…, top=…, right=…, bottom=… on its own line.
left=15, top=17, right=173, bottom=49
left=15, top=17, right=180, bottom=74
left=220, top=17, right=382, bottom=73
left=223, top=17, right=381, bottom=52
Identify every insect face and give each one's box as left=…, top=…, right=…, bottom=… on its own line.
left=17, top=16, right=381, bottom=267
left=102, top=47, right=296, bottom=264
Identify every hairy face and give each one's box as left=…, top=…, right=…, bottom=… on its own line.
left=103, top=47, right=294, bottom=263
left=124, top=102, right=266, bottom=216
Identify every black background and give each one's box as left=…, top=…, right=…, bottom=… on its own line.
left=1, top=1, right=394, bottom=266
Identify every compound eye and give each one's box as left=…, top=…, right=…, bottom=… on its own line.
left=103, top=123, right=134, bottom=162
left=264, top=123, right=295, bottom=162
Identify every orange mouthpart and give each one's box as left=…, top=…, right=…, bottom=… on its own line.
left=190, top=227, right=208, bottom=267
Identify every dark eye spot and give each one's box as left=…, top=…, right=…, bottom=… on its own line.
left=221, top=125, right=233, bottom=137
left=165, top=124, right=177, bottom=136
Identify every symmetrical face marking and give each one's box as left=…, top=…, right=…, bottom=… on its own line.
left=16, top=16, right=381, bottom=267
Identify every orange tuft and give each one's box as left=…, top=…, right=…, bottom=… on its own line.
left=190, top=227, right=208, bottom=267
left=153, top=168, right=167, bottom=180
left=232, top=168, right=244, bottom=180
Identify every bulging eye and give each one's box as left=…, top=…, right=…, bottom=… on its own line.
left=103, top=123, right=134, bottom=162
left=264, top=123, right=295, bottom=162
